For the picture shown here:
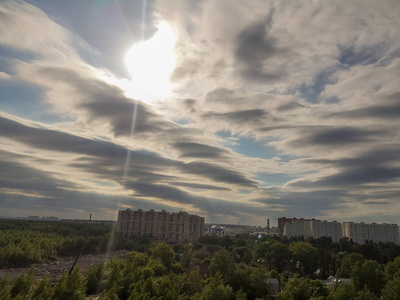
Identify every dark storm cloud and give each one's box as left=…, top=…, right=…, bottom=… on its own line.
left=252, top=188, right=347, bottom=218
left=69, top=154, right=178, bottom=186
left=303, top=146, right=400, bottom=169
left=31, top=65, right=187, bottom=138
left=289, top=126, right=383, bottom=147
left=182, top=98, right=198, bottom=113
left=0, top=154, right=258, bottom=220
left=362, top=200, right=392, bottom=205
left=203, top=109, right=272, bottom=124
left=277, top=101, right=307, bottom=111
left=0, top=157, right=152, bottom=215
left=291, top=144, right=400, bottom=189
left=125, top=180, right=268, bottom=219
left=290, top=166, right=400, bottom=188
left=205, top=88, right=242, bottom=104
left=180, top=161, right=258, bottom=188
left=234, top=15, right=285, bottom=82
left=0, top=158, right=73, bottom=193
left=328, top=98, right=400, bottom=120
left=0, top=115, right=128, bottom=158
left=0, top=115, right=257, bottom=191
left=173, top=142, right=231, bottom=159
left=170, top=182, right=231, bottom=191
left=125, top=181, right=202, bottom=205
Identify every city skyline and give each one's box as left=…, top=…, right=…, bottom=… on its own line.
left=1, top=0, right=400, bottom=225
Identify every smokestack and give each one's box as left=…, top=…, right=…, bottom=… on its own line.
left=89, top=213, right=92, bottom=221
left=267, top=218, right=270, bottom=234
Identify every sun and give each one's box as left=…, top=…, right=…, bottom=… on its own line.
left=124, top=21, right=177, bottom=103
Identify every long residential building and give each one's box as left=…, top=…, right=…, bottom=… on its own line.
left=282, top=218, right=343, bottom=242
left=117, top=209, right=204, bottom=243
left=342, top=222, right=399, bottom=244
left=279, top=217, right=399, bottom=244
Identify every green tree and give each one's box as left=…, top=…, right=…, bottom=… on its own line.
left=200, top=273, right=233, bottom=300
left=98, top=283, right=119, bottom=300
left=0, top=278, right=11, bottom=300
left=151, top=243, right=175, bottom=270
left=279, top=277, right=329, bottom=300
left=11, top=268, right=35, bottom=298
left=147, top=258, right=168, bottom=277
left=32, top=277, right=54, bottom=300
left=181, top=269, right=203, bottom=296
left=209, top=249, right=236, bottom=283
left=219, top=236, right=234, bottom=250
left=267, top=241, right=292, bottom=273
left=339, top=253, right=365, bottom=278
left=53, top=267, right=87, bottom=300
left=385, top=256, right=400, bottom=281
left=327, top=283, right=357, bottom=300
left=381, top=278, right=400, bottom=300
left=182, top=244, right=193, bottom=268
left=236, top=289, right=247, bottom=300
left=354, top=288, right=377, bottom=300
left=85, top=262, right=105, bottom=294
left=351, top=260, right=386, bottom=296
left=290, top=242, right=319, bottom=275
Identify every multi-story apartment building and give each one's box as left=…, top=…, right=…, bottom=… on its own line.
left=117, top=209, right=204, bottom=243
left=279, top=217, right=399, bottom=244
left=342, top=222, right=399, bottom=244
left=282, top=218, right=342, bottom=242
left=312, top=220, right=343, bottom=242
left=278, top=217, right=293, bottom=237
left=284, top=218, right=314, bottom=239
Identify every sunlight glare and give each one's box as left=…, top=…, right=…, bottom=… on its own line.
left=124, top=21, right=177, bottom=103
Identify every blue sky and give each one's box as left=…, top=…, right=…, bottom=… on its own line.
left=1, top=0, right=400, bottom=226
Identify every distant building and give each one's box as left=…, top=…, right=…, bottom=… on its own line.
left=284, top=218, right=314, bottom=239
left=282, top=218, right=342, bottom=242
left=279, top=217, right=399, bottom=244
left=206, top=225, right=232, bottom=236
left=342, top=222, right=399, bottom=244
left=205, top=223, right=276, bottom=235
left=278, top=217, right=293, bottom=237
left=117, top=209, right=204, bottom=243
left=312, top=220, right=343, bottom=242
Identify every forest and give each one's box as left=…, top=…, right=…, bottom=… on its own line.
left=1, top=220, right=400, bottom=299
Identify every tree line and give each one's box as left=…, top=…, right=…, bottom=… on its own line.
left=1, top=220, right=400, bottom=299
left=0, top=220, right=151, bottom=268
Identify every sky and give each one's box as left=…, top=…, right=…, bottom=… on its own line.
left=1, top=0, right=400, bottom=226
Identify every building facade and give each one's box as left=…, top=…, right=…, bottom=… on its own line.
left=284, top=218, right=314, bottom=239
left=279, top=217, right=399, bottom=244
left=342, top=222, right=399, bottom=244
left=117, top=209, right=204, bottom=243
left=312, top=220, right=343, bottom=242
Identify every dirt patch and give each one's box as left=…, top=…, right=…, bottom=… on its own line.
left=0, top=250, right=128, bottom=281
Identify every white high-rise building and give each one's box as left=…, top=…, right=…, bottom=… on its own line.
left=284, top=218, right=343, bottom=242
left=282, top=217, right=399, bottom=244
left=284, top=218, right=313, bottom=239
left=312, top=220, right=343, bottom=242
left=342, top=222, right=399, bottom=244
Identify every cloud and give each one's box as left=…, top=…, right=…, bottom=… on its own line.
left=289, top=126, right=384, bottom=147
left=0, top=1, right=78, bottom=61
left=2, top=0, right=400, bottom=225
left=234, top=15, right=285, bottom=82
left=0, top=72, right=11, bottom=80
left=172, top=142, right=232, bottom=159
